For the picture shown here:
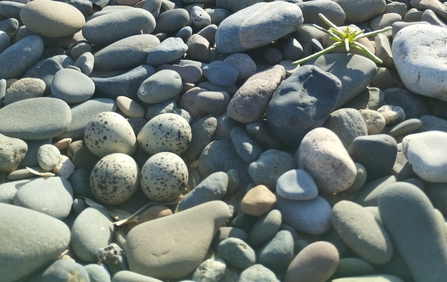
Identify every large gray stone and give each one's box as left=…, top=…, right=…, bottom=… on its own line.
left=215, top=2, right=303, bottom=54
left=0, top=203, right=71, bottom=282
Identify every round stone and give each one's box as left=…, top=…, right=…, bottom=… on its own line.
left=84, top=112, right=137, bottom=158
left=218, top=238, right=256, bottom=270
left=276, top=169, right=319, bottom=201
left=37, top=144, right=61, bottom=171
left=90, top=153, right=140, bottom=205
left=51, top=68, right=95, bottom=104
left=140, top=152, right=188, bottom=202
left=137, top=69, right=183, bottom=104
left=137, top=113, right=192, bottom=156
left=20, top=0, right=85, bottom=38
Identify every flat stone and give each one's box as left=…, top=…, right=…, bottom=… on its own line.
left=0, top=34, right=44, bottom=79
left=266, top=65, right=341, bottom=147
left=20, top=0, right=85, bottom=38
left=51, top=68, right=95, bottom=104
left=298, top=128, right=357, bottom=194
left=353, top=175, right=397, bottom=207
left=378, top=182, right=447, bottom=282
left=228, top=65, right=286, bottom=123
left=71, top=207, right=115, bottom=263
left=112, top=270, right=162, bottom=282
left=146, top=37, right=187, bottom=66
left=284, top=241, right=339, bottom=282
left=392, top=24, right=447, bottom=101
left=196, top=90, right=230, bottom=116
left=402, top=130, right=447, bottom=182
left=298, top=0, right=346, bottom=26
left=125, top=201, right=231, bottom=280
left=276, top=169, right=319, bottom=201
left=202, top=60, right=239, bottom=87
left=215, top=2, right=303, bottom=54
left=218, top=237, right=256, bottom=269
left=333, top=0, right=386, bottom=23
left=332, top=200, right=394, bottom=264
left=137, top=70, right=182, bottom=104
left=0, top=133, right=27, bottom=173
left=0, top=203, right=71, bottom=282
left=241, top=184, right=276, bottom=216
left=83, top=8, right=155, bottom=46
left=4, top=77, right=46, bottom=105
left=275, top=195, right=332, bottom=235
left=0, top=97, right=71, bottom=140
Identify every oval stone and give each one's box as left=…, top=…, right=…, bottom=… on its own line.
left=20, top=0, right=85, bottom=38
left=0, top=97, right=71, bottom=140
left=0, top=203, right=71, bottom=282
left=137, top=70, right=183, bottom=104
left=51, top=68, right=95, bottom=104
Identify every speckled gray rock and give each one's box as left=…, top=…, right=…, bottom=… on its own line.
left=275, top=195, right=332, bottom=235
left=140, top=152, right=188, bottom=202
left=258, top=230, right=294, bottom=274
left=4, top=77, right=46, bottom=105
left=298, top=128, right=357, bottom=194
left=137, top=113, right=191, bottom=156
left=90, top=153, right=139, bottom=205
left=249, top=149, right=296, bottom=190
left=393, top=24, right=447, bottom=101
left=20, top=0, right=85, bottom=38
left=94, top=34, right=160, bottom=72
left=228, top=65, right=286, bottom=124
left=332, top=200, right=394, bottom=264
left=92, top=65, right=155, bottom=101
left=83, top=8, right=155, bottom=46
left=28, top=259, right=89, bottom=282
left=125, top=201, right=231, bottom=280
left=178, top=171, right=228, bottom=212
left=137, top=70, right=182, bottom=104
left=249, top=209, right=282, bottom=247
left=84, top=111, right=137, bottom=158
left=0, top=133, right=27, bottom=173
left=191, top=257, right=227, bottom=282
left=323, top=108, right=368, bottom=149
left=37, top=144, right=60, bottom=171
left=379, top=182, right=447, bottom=282
left=215, top=2, right=303, bottom=54
left=202, top=60, right=239, bottom=87
left=218, top=237, right=256, bottom=269
left=0, top=203, right=71, bottom=282
left=51, top=68, right=95, bottom=104
left=71, top=206, right=115, bottom=263
left=230, top=127, right=263, bottom=164
left=0, top=97, right=71, bottom=140
left=13, top=176, right=73, bottom=220
left=146, top=37, right=188, bottom=66
left=267, top=65, right=341, bottom=147
left=333, top=0, right=386, bottom=23
left=276, top=169, right=318, bottom=201
left=284, top=241, right=339, bottom=282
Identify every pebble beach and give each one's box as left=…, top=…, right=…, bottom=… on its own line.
left=1, top=0, right=447, bottom=281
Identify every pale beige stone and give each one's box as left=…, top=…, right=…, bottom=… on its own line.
left=241, top=184, right=276, bottom=216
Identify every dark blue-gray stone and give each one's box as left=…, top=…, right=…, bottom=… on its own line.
left=153, top=8, right=190, bottom=35
left=0, top=18, right=19, bottom=39
left=0, top=203, right=71, bottom=282
left=57, top=98, right=117, bottom=140
left=249, top=209, right=282, bottom=247
left=146, top=37, right=188, bottom=66
left=245, top=120, right=286, bottom=150
left=177, top=171, right=228, bottom=212
left=215, top=2, right=303, bottom=54
left=266, top=65, right=341, bottom=147
left=230, top=127, right=263, bottom=164
left=25, top=57, right=63, bottom=93
left=217, top=238, right=256, bottom=269
left=426, top=183, right=447, bottom=216
left=202, top=60, right=239, bottom=87
left=94, top=34, right=160, bottom=72
left=239, top=264, right=280, bottom=282
left=348, top=134, right=397, bottom=182
left=332, top=257, right=376, bottom=279
left=378, top=182, right=447, bottom=282
left=298, top=0, right=346, bottom=26
left=384, top=87, right=432, bottom=119
left=0, top=97, right=71, bottom=140
left=28, top=259, right=89, bottom=282
left=92, top=64, right=155, bottom=101
left=0, top=34, right=44, bottom=79
left=307, top=53, right=377, bottom=109
left=353, top=175, right=397, bottom=207
left=83, top=8, right=156, bottom=46
left=258, top=230, right=294, bottom=274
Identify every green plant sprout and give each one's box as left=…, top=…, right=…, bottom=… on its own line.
left=292, top=13, right=392, bottom=66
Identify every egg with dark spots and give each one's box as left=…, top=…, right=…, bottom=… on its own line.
left=140, top=152, right=188, bottom=202
left=137, top=113, right=192, bottom=156
left=90, top=153, right=140, bottom=205
left=84, top=111, right=137, bottom=158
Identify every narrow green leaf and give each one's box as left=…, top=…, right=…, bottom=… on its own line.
left=292, top=42, right=342, bottom=66
left=355, top=26, right=392, bottom=39
left=351, top=42, right=383, bottom=64
left=318, top=13, right=343, bottom=33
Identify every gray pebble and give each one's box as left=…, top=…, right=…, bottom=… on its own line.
left=74, top=51, right=94, bottom=76
left=249, top=209, right=282, bottom=247
left=191, top=257, right=226, bottom=282
left=230, top=127, right=263, bottom=164
left=37, top=144, right=60, bottom=171
left=84, top=264, right=111, bottom=282
left=137, top=69, right=183, bottom=104
left=186, top=34, right=210, bottom=62
left=191, top=6, right=211, bottom=30
left=239, top=264, right=280, bottom=282
left=0, top=133, right=27, bottom=173
left=218, top=238, right=256, bottom=270
left=153, top=8, right=190, bottom=35
left=258, top=230, right=294, bottom=274
left=146, top=37, right=188, bottom=66
left=51, top=68, right=95, bottom=104
left=196, top=90, right=230, bottom=115
left=4, top=77, right=45, bottom=105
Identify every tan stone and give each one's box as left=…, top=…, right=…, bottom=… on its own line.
left=128, top=205, right=172, bottom=229
left=241, top=185, right=276, bottom=216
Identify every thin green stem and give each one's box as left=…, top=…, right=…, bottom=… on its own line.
left=318, top=13, right=343, bottom=33
left=355, top=26, right=392, bottom=39
left=351, top=42, right=383, bottom=64
left=292, top=42, right=343, bottom=66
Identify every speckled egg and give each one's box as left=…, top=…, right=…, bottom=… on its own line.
left=90, top=153, right=140, bottom=205
left=84, top=111, right=137, bottom=158
left=140, top=152, right=188, bottom=202
left=137, top=113, right=192, bottom=156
